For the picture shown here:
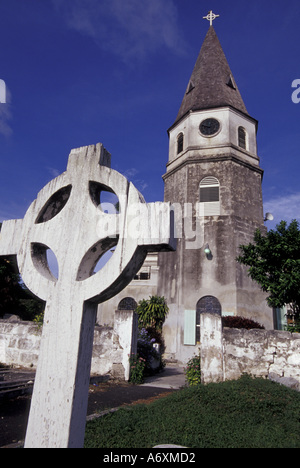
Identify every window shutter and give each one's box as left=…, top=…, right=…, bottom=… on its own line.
left=200, top=186, right=219, bottom=203
left=177, top=133, right=184, bottom=154
left=199, top=177, right=220, bottom=216
left=238, top=127, right=246, bottom=150
left=184, top=310, right=196, bottom=345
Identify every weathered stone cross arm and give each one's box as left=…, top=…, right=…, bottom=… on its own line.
left=0, top=143, right=176, bottom=448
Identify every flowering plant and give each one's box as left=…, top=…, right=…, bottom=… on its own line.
left=33, top=310, right=44, bottom=329
left=129, top=353, right=146, bottom=384
left=137, top=328, right=158, bottom=364
left=184, top=355, right=201, bottom=386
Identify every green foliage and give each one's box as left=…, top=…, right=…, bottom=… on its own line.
left=136, top=329, right=159, bottom=366
left=184, top=355, right=201, bottom=386
left=144, top=326, right=164, bottom=347
left=237, top=220, right=300, bottom=319
left=0, top=224, right=44, bottom=321
left=0, top=255, right=22, bottom=317
left=33, top=310, right=45, bottom=328
left=136, top=295, right=169, bottom=331
left=129, top=329, right=162, bottom=384
left=222, top=316, right=265, bottom=330
left=285, top=321, right=300, bottom=334
left=128, top=354, right=146, bottom=384
left=0, top=256, right=44, bottom=321
left=84, top=375, right=300, bottom=448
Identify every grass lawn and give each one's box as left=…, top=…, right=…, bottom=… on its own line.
left=84, top=375, right=300, bottom=449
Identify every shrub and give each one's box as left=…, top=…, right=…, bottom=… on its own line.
left=184, top=355, right=201, bottom=386
left=222, top=316, right=265, bottom=330
left=129, top=329, right=162, bottom=384
left=128, top=354, right=146, bottom=384
left=145, top=327, right=164, bottom=347
left=136, top=296, right=169, bottom=331
left=137, top=328, right=162, bottom=372
left=285, top=320, right=300, bottom=333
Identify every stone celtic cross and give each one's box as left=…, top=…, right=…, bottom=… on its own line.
left=203, top=10, right=220, bottom=27
left=0, top=143, right=175, bottom=448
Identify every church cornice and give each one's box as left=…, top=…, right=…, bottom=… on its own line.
left=163, top=153, right=264, bottom=181
left=170, top=142, right=260, bottom=165
left=167, top=105, right=258, bottom=135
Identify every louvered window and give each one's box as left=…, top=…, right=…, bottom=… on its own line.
left=177, top=133, right=184, bottom=154
left=134, top=267, right=151, bottom=281
left=199, top=176, right=220, bottom=216
left=238, top=127, right=247, bottom=150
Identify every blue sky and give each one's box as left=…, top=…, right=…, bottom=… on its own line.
left=0, top=0, right=300, bottom=231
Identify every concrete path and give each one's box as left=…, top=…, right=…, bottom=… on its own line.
left=141, top=366, right=186, bottom=390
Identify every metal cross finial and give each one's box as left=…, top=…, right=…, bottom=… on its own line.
left=203, top=10, right=220, bottom=27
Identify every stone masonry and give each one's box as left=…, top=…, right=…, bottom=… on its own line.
left=223, top=327, right=300, bottom=387
left=0, top=310, right=137, bottom=381
left=199, top=311, right=300, bottom=389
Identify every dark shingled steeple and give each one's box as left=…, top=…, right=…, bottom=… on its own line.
left=175, top=26, right=249, bottom=125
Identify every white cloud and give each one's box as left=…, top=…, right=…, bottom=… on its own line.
left=122, top=168, right=138, bottom=179
left=121, top=168, right=148, bottom=193
left=52, top=0, right=186, bottom=62
left=135, top=179, right=148, bottom=192
left=46, top=166, right=61, bottom=178
left=264, top=192, right=300, bottom=228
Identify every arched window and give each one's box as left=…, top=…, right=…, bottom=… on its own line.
left=177, top=133, right=184, bottom=154
left=199, top=176, right=220, bottom=216
left=118, top=297, right=137, bottom=311
left=184, top=296, right=222, bottom=346
left=238, top=127, right=247, bottom=150
left=196, top=296, right=222, bottom=315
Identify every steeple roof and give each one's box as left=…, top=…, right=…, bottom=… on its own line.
left=175, top=26, right=249, bottom=125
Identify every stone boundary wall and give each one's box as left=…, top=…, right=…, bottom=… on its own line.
left=0, top=310, right=137, bottom=381
left=223, top=328, right=300, bottom=386
left=200, top=312, right=300, bottom=389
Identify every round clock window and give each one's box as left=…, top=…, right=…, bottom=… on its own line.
left=199, top=118, right=220, bottom=136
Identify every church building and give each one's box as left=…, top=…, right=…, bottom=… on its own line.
left=98, top=19, right=273, bottom=363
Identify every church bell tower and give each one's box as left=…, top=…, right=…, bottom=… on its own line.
left=158, top=15, right=273, bottom=362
